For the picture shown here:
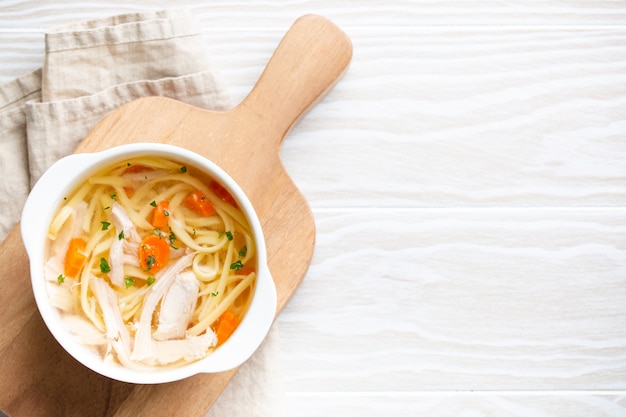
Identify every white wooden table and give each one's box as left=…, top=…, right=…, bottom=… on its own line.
left=2, top=2, right=625, bottom=416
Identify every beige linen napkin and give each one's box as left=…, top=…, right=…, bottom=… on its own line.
left=0, top=10, right=284, bottom=417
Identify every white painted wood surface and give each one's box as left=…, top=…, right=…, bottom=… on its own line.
left=1, top=1, right=626, bottom=416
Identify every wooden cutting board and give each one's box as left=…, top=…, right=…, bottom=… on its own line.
left=0, top=15, right=352, bottom=417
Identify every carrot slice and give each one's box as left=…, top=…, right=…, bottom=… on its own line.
left=150, top=200, right=170, bottom=228
left=64, top=237, right=86, bottom=278
left=123, top=164, right=152, bottom=174
left=209, top=181, right=237, bottom=207
left=183, top=190, right=215, bottom=216
left=236, top=264, right=256, bottom=276
left=214, top=310, right=239, bottom=346
left=138, top=234, right=170, bottom=273
left=123, top=186, right=135, bottom=198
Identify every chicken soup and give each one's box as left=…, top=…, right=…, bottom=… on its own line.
left=45, top=155, right=256, bottom=369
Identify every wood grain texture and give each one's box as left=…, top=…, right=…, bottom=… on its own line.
left=285, top=393, right=626, bottom=417
left=1, top=2, right=625, bottom=417
left=277, top=28, right=626, bottom=208
left=277, top=209, right=626, bottom=391
left=2, top=0, right=626, bottom=27
left=0, top=14, right=351, bottom=417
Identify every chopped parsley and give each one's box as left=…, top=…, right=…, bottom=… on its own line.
left=239, top=245, right=247, bottom=257
left=110, top=192, right=117, bottom=201
left=225, top=231, right=233, bottom=241
left=99, top=257, right=111, bottom=273
left=168, top=232, right=178, bottom=249
left=230, top=260, right=244, bottom=271
left=118, top=230, right=125, bottom=240
left=57, top=274, right=65, bottom=284
left=150, top=200, right=157, bottom=207
left=211, top=291, right=219, bottom=297
left=180, top=166, right=187, bottom=173
left=146, top=255, right=156, bottom=269
left=101, top=221, right=111, bottom=231
left=124, top=277, right=136, bottom=288
left=146, top=276, right=156, bottom=286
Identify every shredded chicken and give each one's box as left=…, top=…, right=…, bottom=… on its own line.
left=153, top=269, right=199, bottom=341
left=131, top=252, right=216, bottom=365
left=60, top=313, right=107, bottom=346
left=46, top=279, right=75, bottom=313
left=91, top=276, right=140, bottom=369
left=108, top=203, right=141, bottom=288
left=131, top=253, right=193, bottom=360
left=151, top=332, right=217, bottom=365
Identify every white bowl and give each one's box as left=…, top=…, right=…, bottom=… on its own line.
left=21, top=143, right=277, bottom=384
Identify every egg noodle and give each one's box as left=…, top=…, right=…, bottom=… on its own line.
left=45, top=156, right=256, bottom=368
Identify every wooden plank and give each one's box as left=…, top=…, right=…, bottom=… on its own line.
left=0, top=15, right=352, bottom=417
left=277, top=209, right=626, bottom=390
left=284, top=392, right=626, bottom=417
left=1, top=0, right=626, bottom=28
left=277, top=28, right=626, bottom=208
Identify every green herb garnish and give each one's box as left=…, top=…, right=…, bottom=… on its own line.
left=225, top=231, right=233, bottom=241
left=230, top=260, right=244, bottom=271
left=101, top=221, right=111, bottom=231
left=168, top=232, right=178, bottom=249
left=146, top=277, right=156, bottom=286
left=99, top=257, right=111, bottom=273
left=239, top=245, right=247, bottom=257
left=57, top=274, right=65, bottom=284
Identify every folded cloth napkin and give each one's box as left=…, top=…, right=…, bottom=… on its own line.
left=0, top=10, right=284, bottom=417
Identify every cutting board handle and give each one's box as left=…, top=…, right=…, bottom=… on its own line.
left=236, top=15, right=352, bottom=146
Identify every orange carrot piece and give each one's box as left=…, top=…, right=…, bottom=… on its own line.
left=123, top=164, right=152, bottom=174
left=150, top=200, right=170, bottom=228
left=138, top=234, right=170, bottom=273
left=183, top=190, right=215, bottom=216
left=209, top=181, right=237, bottom=207
left=64, top=237, right=86, bottom=278
left=214, top=310, right=239, bottom=346
left=123, top=186, right=135, bottom=198
left=236, top=264, right=256, bottom=276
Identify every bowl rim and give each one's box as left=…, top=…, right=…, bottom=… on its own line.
left=21, top=143, right=277, bottom=384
